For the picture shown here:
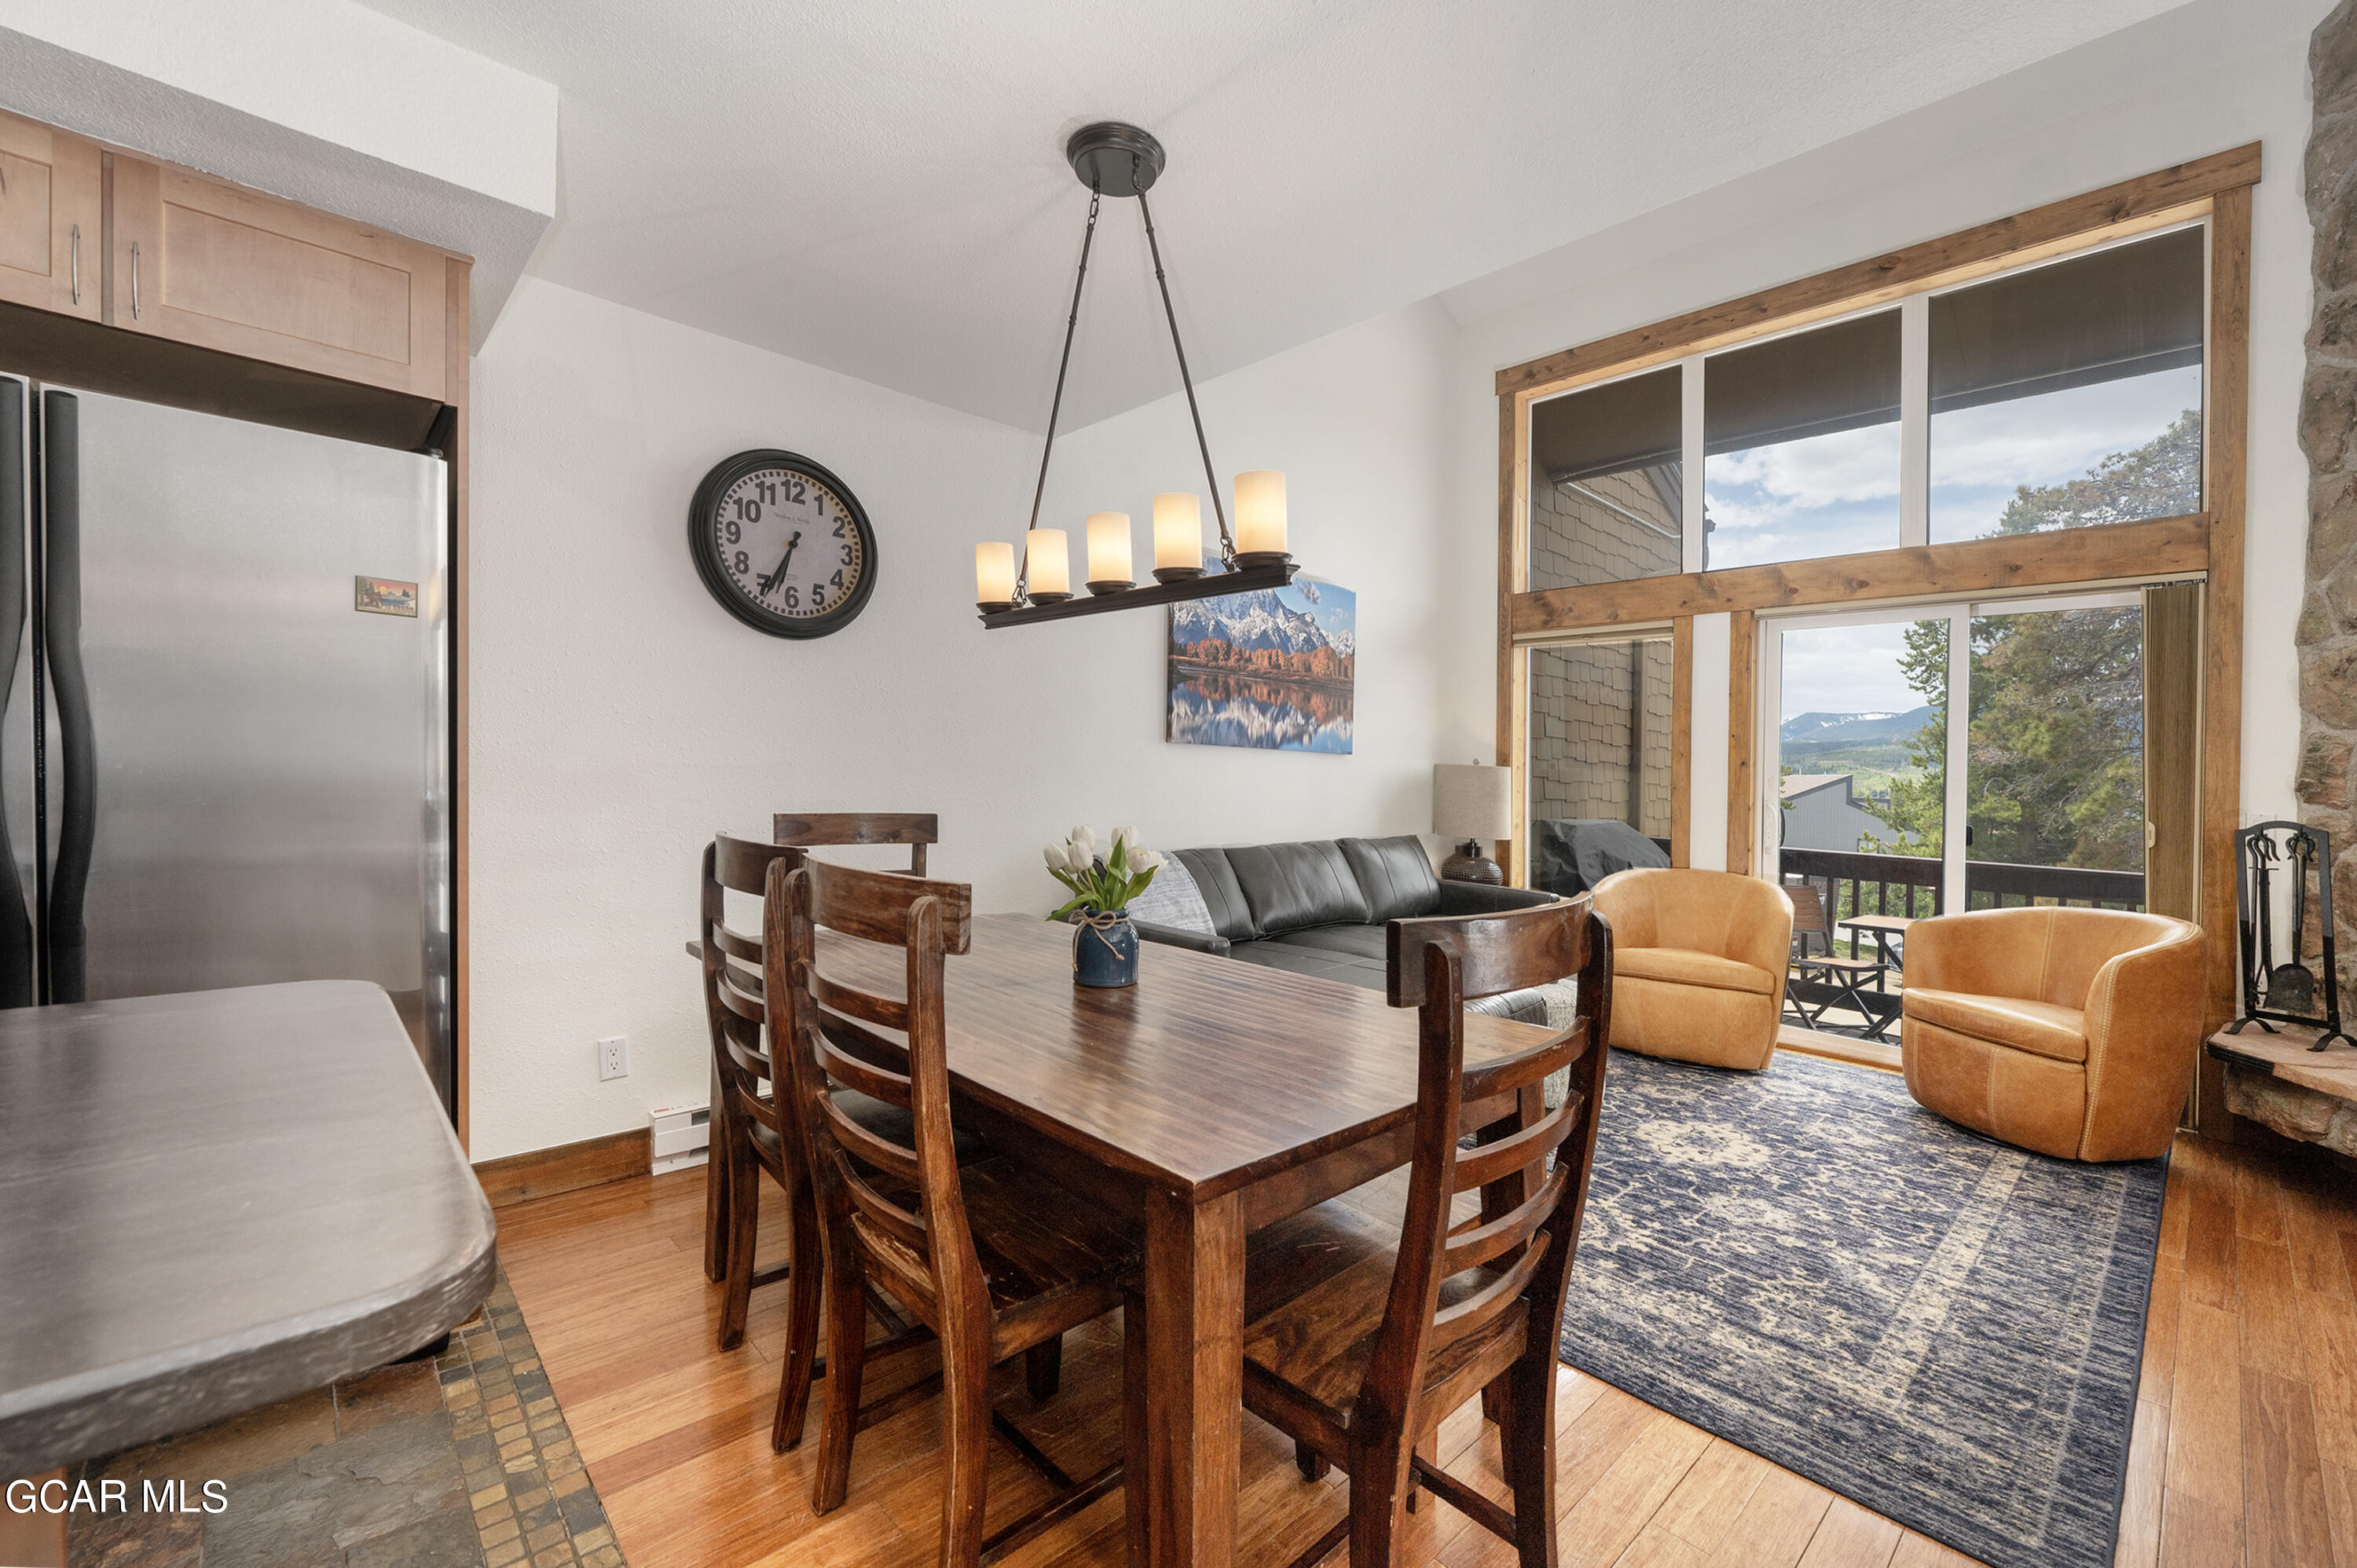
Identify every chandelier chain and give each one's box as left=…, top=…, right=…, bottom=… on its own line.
left=1018, top=189, right=1103, bottom=596
left=1135, top=178, right=1234, bottom=564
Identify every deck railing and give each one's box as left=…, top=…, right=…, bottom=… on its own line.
left=1775, top=846, right=2145, bottom=1032
left=1779, top=846, right=2145, bottom=962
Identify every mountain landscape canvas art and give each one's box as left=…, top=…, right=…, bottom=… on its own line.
left=1168, top=577, right=1355, bottom=753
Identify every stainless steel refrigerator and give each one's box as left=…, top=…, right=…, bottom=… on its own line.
left=0, top=376, right=454, bottom=1111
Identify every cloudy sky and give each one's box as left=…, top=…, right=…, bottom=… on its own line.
left=1701, top=363, right=2201, bottom=570
left=1780, top=619, right=1941, bottom=718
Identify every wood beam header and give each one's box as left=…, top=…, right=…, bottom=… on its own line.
left=1494, top=143, right=2260, bottom=401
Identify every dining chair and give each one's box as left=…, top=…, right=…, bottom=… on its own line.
left=1783, top=881, right=1893, bottom=1036
left=1234, top=896, right=1611, bottom=1568
left=698, top=833, right=974, bottom=1363
left=770, top=855, right=1140, bottom=1567
left=702, top=811, right=940, bottom=1285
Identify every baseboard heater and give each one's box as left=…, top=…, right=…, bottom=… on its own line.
left=650, top=1102, right=710, bottom=1175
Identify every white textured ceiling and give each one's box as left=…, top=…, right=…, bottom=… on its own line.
left=357, top=0, right=2195, bottom=432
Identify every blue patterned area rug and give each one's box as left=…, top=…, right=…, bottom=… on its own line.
left=1558, top=1048, right=2167, bottom=1568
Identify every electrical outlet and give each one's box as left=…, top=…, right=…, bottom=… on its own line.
left=598, top=1035, right=629, bottom=1081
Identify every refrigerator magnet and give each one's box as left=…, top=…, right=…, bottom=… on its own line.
left=354, top=577, right=419, bottom=617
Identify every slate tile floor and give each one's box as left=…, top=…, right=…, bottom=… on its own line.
left=68, top=1273, right=621, bottom=1568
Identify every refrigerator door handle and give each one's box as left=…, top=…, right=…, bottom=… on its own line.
left=41, top=390, right=93, bottom=1005
left=0, top=381, right=31, bottom=1006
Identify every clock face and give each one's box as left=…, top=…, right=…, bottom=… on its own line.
left=687, top=451, right=878, bottom=638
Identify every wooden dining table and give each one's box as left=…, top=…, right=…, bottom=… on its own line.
left=813, top=912, right=1549, bottom=1568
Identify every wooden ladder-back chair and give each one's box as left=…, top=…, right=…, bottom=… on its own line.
left=698, top=831, right=966, bottom=1385
left=703, top=811, right=940, bottom=1285
left=698, top=833, right=819, bottom=1361
left=1237, top=896, right=1612, bottom=1568
left=701, top=833, right=940, bottom=1460
left=771, top=856, right=1140, bottom=1568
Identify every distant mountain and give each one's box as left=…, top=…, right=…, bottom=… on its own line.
left=1780, top=706, right=1934, bottom=743
left=1172, top=593, right=1332, bottom=657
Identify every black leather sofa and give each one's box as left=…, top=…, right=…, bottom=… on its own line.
left=1133, top=835, right=1559, bottom=1023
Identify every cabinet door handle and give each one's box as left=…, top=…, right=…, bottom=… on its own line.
left=130, top=241, right=140, bottom=320
left=71, top=224, right=80, bottom=306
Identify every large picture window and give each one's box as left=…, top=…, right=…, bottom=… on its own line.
left=1497, top=148, right=2253, bottom=1079
left=1928, top=226, right=2204, bottom=541
left=1518, top=220, right=2207, bottom=581
left=1526, top=366, right=1683, bottom=591
left=1703, top=310, right=1901, bottom=568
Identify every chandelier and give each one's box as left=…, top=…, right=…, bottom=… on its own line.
left=974, top=122, right=1299, bottom=627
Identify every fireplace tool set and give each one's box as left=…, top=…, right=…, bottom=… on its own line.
left=2230, top=819, right=2352, bottom=1051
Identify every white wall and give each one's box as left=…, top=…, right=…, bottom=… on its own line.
left=467, top=279, right=1468, bottom=1160
left=1450, top=9, right=2326, bottom=858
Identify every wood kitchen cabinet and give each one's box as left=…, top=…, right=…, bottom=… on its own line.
left=0, top=108, right=103, bottom=322
left=107, top=157, right=448, bottom=401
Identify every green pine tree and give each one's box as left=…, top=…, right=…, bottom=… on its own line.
left=1858, top=408, right=2196, bottom=874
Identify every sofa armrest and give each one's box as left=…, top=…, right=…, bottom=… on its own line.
left=1435, top=881, right=1557, bottom=916
left=1135, top=919, right=1230, bottom=956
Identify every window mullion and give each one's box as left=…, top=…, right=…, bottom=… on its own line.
left=1900, top=295, right=1930, bottom=548
left=1681, top=354, right=1705, bottom=573
left=1943, top=607, right=1970, bottom=914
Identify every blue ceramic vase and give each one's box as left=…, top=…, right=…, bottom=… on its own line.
left=1072, top=907, right=1139, bottom=988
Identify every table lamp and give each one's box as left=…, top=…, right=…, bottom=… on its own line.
left=1433, top=763, right=1511, bottom=885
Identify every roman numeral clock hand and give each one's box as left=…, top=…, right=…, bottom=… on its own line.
left=759, top=531, right=802, bottom=597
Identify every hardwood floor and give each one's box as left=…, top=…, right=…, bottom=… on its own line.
left=493, top=1128, right=2357, bottom=1568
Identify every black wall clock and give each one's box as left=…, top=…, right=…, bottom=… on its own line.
left=687, top=449, right=878, bottom=638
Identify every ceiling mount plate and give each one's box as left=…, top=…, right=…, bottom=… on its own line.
left=1065, top=122, right=1165, bottom=197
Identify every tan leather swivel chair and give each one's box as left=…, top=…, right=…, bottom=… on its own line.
left=1900, top=906, right=2205, bottom=1162
left=1589, top=868, right=1793, bottom=1070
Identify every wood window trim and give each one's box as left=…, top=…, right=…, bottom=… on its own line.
left=1494, top=149, right=2257, bottom=1053
left=2200, top=183, right=2252, bottom=1057
left=1512, top=511, right=2211, bottom=634
left=1494, top=143, right=2256, bottom=402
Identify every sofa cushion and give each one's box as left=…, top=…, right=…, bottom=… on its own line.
left=1904, top=988, right=2088, bottom=1064
left=1615, top=944, right=1774, bottom=996
left=1268, top=924, right=1387, bottom=961
left=1339, top=836, right=1442, bottom=922
left=1172, top=847, right=1259, bottom=942
left=1228, top=841, right=1374, bottom=936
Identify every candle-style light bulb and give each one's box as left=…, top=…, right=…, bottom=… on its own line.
left=1025, top=528, right=1072, bottom=603
left=1233, top=471, right=1288, bottom=563
left=1085, top=512, right=1135, bottom=594
left=1153, top=493, right=1204, bottom=582
left=975, top=541, right=1016, bottom=611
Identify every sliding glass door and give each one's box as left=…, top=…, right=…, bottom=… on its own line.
left=1761, top=592, right=2147, bottom=1038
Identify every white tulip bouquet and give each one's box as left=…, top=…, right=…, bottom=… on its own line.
left=1043, top=824, right=1164, bottom=921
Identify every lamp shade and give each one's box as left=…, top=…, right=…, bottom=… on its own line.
left=1153, top=493, right=1202, bottom=571
left=1233, top=470, right=1287, bottom=555
left=975, top=542, right=1016, bottom=604
left=1026, top=529, right=1070, bottom=596
left=1432, top=764, right=1512, bottom=842
left=1086, top=511, right=1133, bottom=583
